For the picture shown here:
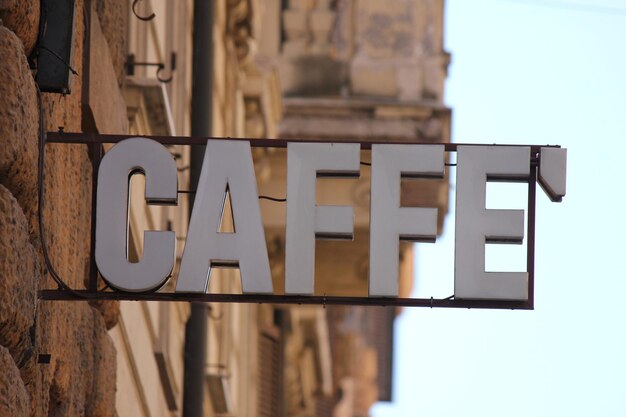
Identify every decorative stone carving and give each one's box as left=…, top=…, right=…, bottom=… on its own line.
left=279, top=0, right=346, bottom=95
left=227, top=0, right=254, bottom=66
left=273, top=0, right=450, bottom=101
left=244, top=97, right=265, bottom=137
left=282, top=7, right=308, bottom=57
left=309, top=2, right=336, bottom=55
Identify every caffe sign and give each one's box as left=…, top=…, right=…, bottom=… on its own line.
left=91, top=137, right=566, bottom=303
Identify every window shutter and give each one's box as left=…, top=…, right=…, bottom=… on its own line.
left=258, top=326, right=282, bottom=417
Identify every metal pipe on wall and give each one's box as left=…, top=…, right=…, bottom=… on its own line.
left=183, top=1, right=213, bottom=416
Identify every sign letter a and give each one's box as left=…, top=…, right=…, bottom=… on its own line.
left=176, top=140, right=273, bottom=293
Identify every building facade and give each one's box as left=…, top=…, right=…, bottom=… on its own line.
left=0, top=1, right=448, bottom=416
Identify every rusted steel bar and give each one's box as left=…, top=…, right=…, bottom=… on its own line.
left=38, top=290, right=533, bottom=310
left=46, top=132, right=561, bottom=153
left=527, top=156, right=538, bottom=309
left=87, top=143, right=102, bottom=292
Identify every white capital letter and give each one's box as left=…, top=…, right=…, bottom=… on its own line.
left=369, top=144, right=444, bottom=297
left=95, top=138, right=178, bottom=292
left=454, top=146, right=529, bottom=300
left=176, top=140, right=272, bottom=294
left=285, top=143, right=360, bottom=295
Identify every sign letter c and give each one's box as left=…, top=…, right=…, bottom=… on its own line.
left=95, top=138, right=178, bottom=292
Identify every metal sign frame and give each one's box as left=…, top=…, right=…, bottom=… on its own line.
left=38, top=132, right=552, bottom=310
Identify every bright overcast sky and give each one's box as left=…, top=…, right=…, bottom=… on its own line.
left=373, top=1, right=626, bottom=416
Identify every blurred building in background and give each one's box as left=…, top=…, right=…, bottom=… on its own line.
left=258, top=1, right=450, bottom=416
left=0, top=0, right=448, bottom=416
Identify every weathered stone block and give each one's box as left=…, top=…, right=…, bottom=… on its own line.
left=0, top=185, right=38, bottom=364
left=32, top=303, right=118, bottom=417
left=0, top=0, right=39, bottom=55
left=0, top=26, right=39, bottom=238
left=85, top=3, right=129, bottom=134
left=280, top=56, right=347, bottom=95
left=85, top=309, right=118, bottom=417
left=0, top=1, right=119, bottom=416
left=423, top=53, right=447, bottom=99
left=89, top=299, right=120, bottom=330
left=282, top=38, right=308, bottom=57
left=350, top=64, right=398, bottom=97
left=397, top=63, right=424, bottom=100
left=0, top=345, right=30, bottom=417
left=95, top=0, right=127, bottom=86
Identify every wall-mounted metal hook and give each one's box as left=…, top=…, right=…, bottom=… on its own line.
left=132, top=0, right=156, bottom=21
left=125, top=52, right=176, bottom=83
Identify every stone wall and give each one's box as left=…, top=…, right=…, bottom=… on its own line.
left=275, top=0, right=449, bottom=101
left=0, top=1, right=122, bottom=415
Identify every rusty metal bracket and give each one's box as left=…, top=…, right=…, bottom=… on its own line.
left=125, top=53, right=176, bottom=83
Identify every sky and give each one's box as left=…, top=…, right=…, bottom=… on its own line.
left=372, top=1, right=626, bottom=416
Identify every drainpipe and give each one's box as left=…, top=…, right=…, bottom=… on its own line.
left=183, top=1, right=213, bottom=416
